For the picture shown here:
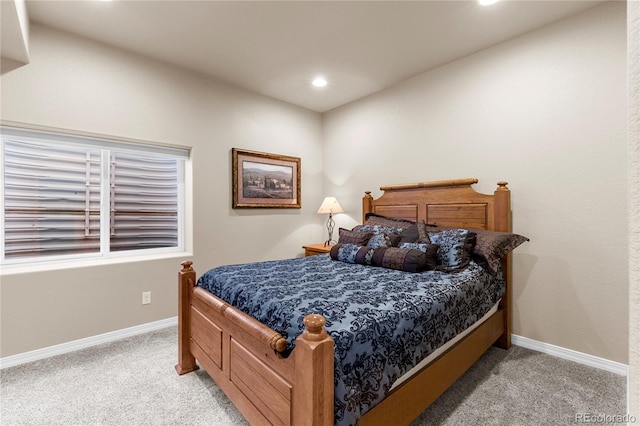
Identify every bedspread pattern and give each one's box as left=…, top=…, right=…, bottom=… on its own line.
left=197, top=255, right=504, bottom=426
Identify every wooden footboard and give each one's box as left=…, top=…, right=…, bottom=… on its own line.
left=175, top=260, right=334, bottom=425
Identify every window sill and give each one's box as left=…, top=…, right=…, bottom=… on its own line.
left=0, top=251, right=193, bottom=276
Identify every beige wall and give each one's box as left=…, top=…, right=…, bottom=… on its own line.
left=0, top=24, right=325, bottom=357
left=628, top=0, right=640, bottom=417
left=324, top=2, right=628, bottom=364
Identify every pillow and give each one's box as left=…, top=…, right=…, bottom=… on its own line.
left=470, top=229, right=529, bottom=274
left=367, top=232, right=401, bottom=249
left=398, top=242, right=439, bottom=270
left=398, top=224, right=419, bottom=245
left=358, top=225, right=403, bottom=249
left=364, top=213, right=415, bottom=230
left=427, top=228, right=476, bottom=272
left=330, top=243, right=375, bottom=265
left=371, top=247, right=427, bottom=273
left=425, top=225, right=529, bottom=274
left=338, top=228, right=372, bottom=246
left=398, top=221, right=431, bottom=245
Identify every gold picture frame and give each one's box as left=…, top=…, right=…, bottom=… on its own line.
left=232, top=148, right=301, bottom=209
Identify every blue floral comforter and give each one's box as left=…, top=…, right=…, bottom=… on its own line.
left=197, top=254, right=504, bottom=426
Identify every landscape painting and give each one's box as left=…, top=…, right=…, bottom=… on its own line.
left=232, top=148, right=301, bottom=208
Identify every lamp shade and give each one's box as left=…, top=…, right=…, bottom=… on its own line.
left=317, top=197, right=344, bottom=214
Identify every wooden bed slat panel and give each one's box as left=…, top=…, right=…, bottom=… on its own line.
left=191, top=307, right=223, bottom=368
left=426, top=203, right=488, bottom=229
left=230, top=339, right=292, bottom=425
left=191, top=287, right=295, bottom=381
left=190, top=336, right=275, bottom=425
left=190, top=291, right=295, bottom=425
left=371, top=204, right=418, bottom=222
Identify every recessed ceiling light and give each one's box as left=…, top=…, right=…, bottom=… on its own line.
left=478, top=0, right=500, bottom=5
left=312, top=77, right=328, bottom=88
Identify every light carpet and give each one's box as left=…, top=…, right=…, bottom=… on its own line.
left=0, top=327, right=627, bottom=425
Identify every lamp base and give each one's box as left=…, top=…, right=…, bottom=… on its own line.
left=325, top=213, right=336, bottom=247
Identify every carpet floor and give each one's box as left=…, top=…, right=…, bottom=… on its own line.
left=0, top=327, right=627, bottom=425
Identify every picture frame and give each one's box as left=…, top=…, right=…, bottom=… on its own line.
left=232, top=148, right=301, bottom=209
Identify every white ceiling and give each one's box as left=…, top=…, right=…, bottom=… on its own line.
left=23, top=0, right=606, bottom=113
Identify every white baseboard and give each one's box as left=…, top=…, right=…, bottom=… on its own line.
left=512, top=334, right=629, bottom=376
left=0, top=316, right=178, bottom=370
left=0, top=322, right=628, bottom=377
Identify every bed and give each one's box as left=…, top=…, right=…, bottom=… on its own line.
left=176, top=178, right=526, bottom=425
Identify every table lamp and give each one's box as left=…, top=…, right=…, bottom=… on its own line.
left=317, top=197, right=344, bottom=246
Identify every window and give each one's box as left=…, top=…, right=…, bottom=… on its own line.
left=1, top=126, right=188, bottom=265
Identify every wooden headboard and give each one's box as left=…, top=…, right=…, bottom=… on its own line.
left=362, top=178, right=511, bottom=233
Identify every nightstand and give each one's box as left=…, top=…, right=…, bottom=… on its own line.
left=303, top=243, right=333, bottom=257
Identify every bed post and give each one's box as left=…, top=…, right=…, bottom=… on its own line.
left=292, top=314, right=334, bottom=426
left=175, top=260, right=199, bottom=375
left=494, top=182, right=512, bottom=349
left=493, top=181, right=511, bottom=233
left=362, top=191, right=373, bottom=223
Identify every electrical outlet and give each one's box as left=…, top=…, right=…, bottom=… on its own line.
left=142, top=291, right=151, bottom=305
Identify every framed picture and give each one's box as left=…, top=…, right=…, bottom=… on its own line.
left=232, top=148, right=301, bottom=209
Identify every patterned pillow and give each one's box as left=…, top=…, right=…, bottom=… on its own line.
left=470, top=229, right=529, bottom=274
left=427, top=228, right=476, bottom=272
left=338, top=228, right=372, bottom=246
left=358, top=225, right=403, bottom=249
left=330, top=243, right=375, bottom=265
left=398, top=224, right=419, bottom=245
left=398, top=221, right=432, bottom=245
left=367, top=232, right=401, bottom=249
left=398, top=241, right=439, bottom=270
left=370, top=247, right=427, bottom=273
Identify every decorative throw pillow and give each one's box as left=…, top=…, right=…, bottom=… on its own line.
left=330, top=243, right=375, bottom=265
left=427, top=228, right=476, bottom=272
left=398, top=224, right=419, bottom=245
left=470, top=229, right=529, bottom=274
left=398, top=221, right=432, bottom=245
left=398, top=241, right=439, bottom=270
left=367, top=232, right=401, bottom=249
left=358, top=225, right=403, bottom=249
left=338, top=228, right=372, bottom=246
left=424, top=225, right=529, bottom=274
left=370, top=247, right=427, bottom=273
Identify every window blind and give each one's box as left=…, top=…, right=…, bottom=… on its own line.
left=110, top=152, right=178, bottom=251
left=3, top=139, right=101, bottom=259
left=1, top=126, right=187, bottom=264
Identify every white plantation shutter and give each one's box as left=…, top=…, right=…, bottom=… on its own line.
left=110, top=152, right=178, bottom=251
left=3, top=140, right=101, bottom=259
left=1, top=127, right=187, bottom=264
